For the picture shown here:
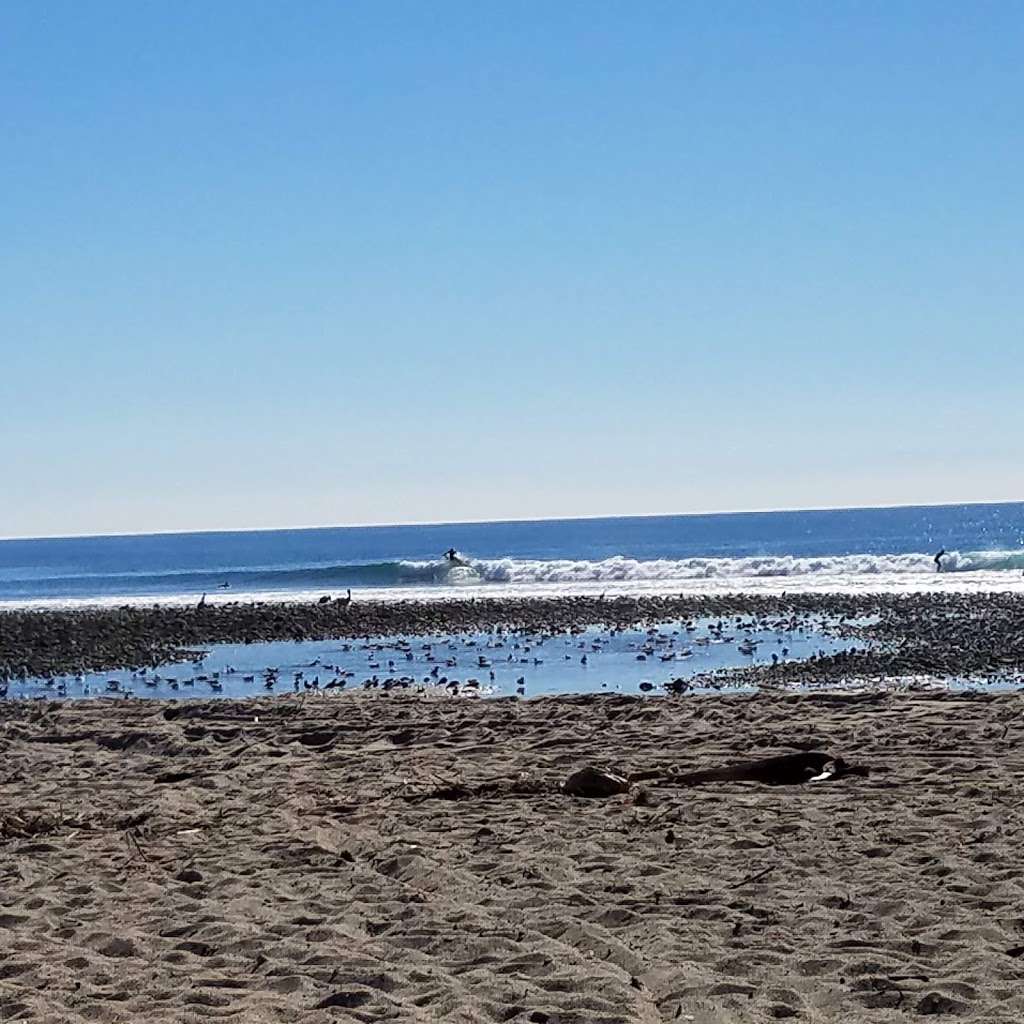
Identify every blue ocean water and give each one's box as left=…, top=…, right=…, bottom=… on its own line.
left=1, top=502, right=1023, bottom=605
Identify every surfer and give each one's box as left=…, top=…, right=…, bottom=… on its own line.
left=934, top=549, right=945, bottom=573
left=444, top=548, right=458, bottom=562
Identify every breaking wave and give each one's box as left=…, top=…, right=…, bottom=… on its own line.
left=458, top=550, right=1024, bottom=584
left=4, top=550, right=1023, bottom=602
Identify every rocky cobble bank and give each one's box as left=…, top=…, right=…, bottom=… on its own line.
left=2, top=591, right=1023, bottom=686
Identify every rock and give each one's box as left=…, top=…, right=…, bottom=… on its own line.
left=562, top=766, right=629, bottom=798
left=916, top=992, right=967, bottom=1015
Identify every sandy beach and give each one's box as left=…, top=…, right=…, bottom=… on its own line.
left=3, top=688, right=1024, bottom=1022
left=8, top=0, right=1022, bottom=1018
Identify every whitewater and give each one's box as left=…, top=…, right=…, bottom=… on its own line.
left=3, top=549, right=1024, bottom=612
left=423, top=548, right=1024, bottom=583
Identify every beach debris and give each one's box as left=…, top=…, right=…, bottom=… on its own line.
left=672, top=751, right=867, bottom=787
left=0, top=810, right=65, bottom=840
left=738, top=864, right=775, bottom=886
left=562, top=765, right=629, bottom=798
left=124, top=826, right=149, bottom=864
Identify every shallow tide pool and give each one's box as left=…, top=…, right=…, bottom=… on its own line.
left=13, top=618, right=863, bottom=701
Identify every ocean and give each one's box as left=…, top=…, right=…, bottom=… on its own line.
left=2, top=502, right=1023, bottom=609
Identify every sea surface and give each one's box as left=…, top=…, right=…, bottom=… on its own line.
left=2, top=502, right=1023, bottom=609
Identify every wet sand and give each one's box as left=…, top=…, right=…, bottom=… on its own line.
left=3, top=690, right=1024, bottom=1022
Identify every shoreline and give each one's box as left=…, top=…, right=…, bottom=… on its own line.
left=3, top=689, right=1023, bottom=1022
left=3, top=591, right=1024, bottom=688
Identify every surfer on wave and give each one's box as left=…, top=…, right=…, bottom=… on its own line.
left=443, top=548, right=474, bottom=572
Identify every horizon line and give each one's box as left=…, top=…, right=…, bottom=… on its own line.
left=1, top=496, right=1021, bottom=544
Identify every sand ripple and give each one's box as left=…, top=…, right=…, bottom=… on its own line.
left=1, top=691, right=1023, bottom=1021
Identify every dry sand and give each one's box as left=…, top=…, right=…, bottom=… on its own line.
left=2, top=689, right=1023, bottom=1022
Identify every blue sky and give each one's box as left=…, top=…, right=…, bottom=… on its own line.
left=2, top=2, right=1021, bottom=537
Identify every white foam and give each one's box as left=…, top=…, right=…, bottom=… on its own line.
left=2, top=567, right=1023, bottom=612
left=464, top=550, right=1024, bottom=583
left=467, top=553, right=930, bottom=582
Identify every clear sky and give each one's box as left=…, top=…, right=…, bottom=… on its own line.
left=3, top=2, right=1022, bottom=538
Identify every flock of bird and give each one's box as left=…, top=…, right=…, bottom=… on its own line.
left=10, top=612, right=851, bottom=701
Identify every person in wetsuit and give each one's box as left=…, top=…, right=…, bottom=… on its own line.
left=934, top=549, right=946, bottom=572
left=445, top=548, right=458, bottom=561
